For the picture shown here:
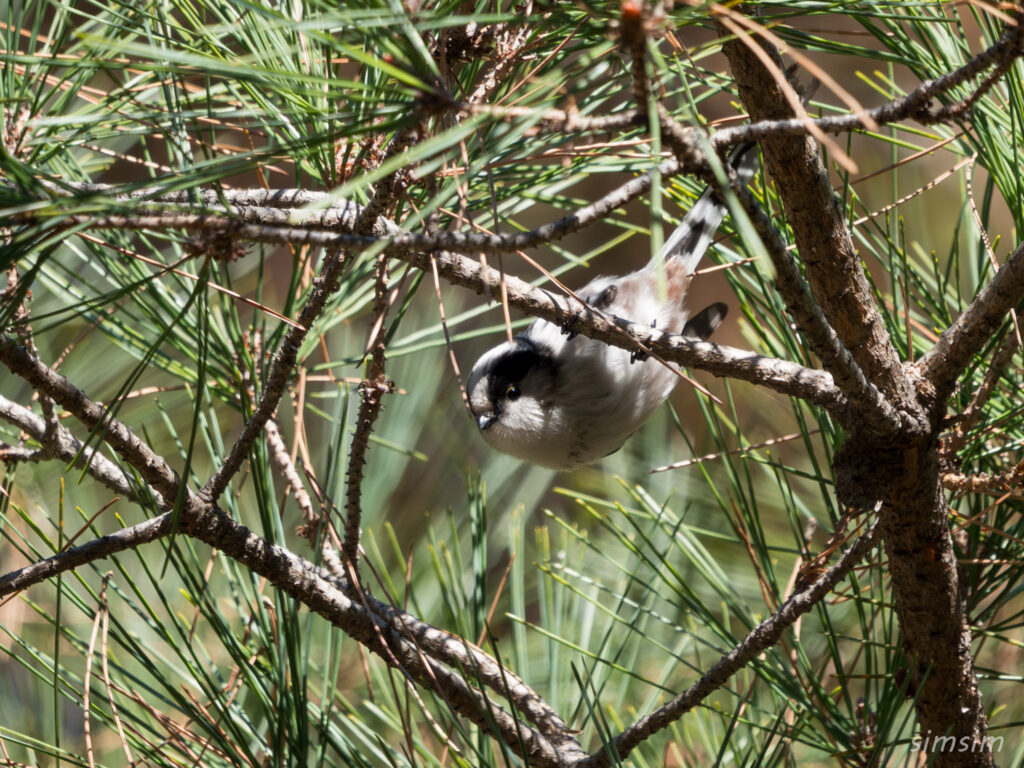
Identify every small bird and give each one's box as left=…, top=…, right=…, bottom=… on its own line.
left=467, top=144, right=759, bottom=470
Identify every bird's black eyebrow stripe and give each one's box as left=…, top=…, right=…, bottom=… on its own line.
left=485, top=337, right=556, bottom=404
left=491, top=349, right=542, bottom=383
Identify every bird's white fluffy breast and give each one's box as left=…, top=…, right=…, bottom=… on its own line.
left=518, top=266, right=691, bottom=467
left=467, top=263, right=694, bottom=470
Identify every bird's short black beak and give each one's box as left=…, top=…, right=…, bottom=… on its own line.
left=477, top=413, right=497, bottom=431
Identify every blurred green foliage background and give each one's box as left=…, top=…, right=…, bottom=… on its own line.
left=2, top=0, right=1024, bottom=765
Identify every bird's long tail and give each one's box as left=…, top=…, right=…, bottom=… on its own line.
left=658, top=141, right=760, bottom=277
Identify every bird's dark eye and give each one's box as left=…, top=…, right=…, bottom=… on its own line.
left=505, top=384, right=521, bottom=401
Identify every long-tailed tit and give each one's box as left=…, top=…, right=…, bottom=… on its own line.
left=467, top=144, right=759, bottom=470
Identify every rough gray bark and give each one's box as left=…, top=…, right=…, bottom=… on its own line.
left=720, top=20, right=1020, bottom=767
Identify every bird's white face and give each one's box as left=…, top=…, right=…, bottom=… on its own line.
left=466, top=337, right=572, bottom=468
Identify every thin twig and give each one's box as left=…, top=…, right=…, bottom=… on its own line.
left=0, top=338, right=183, bottom=504
left=33, top=170, right=676, bottom=257
left=429, top=253, right=472, bottom=417
left=0, top=513, right=174, bottom=597
left=82, top=575, right=107, bottom=768
left=942, top=463, right=1024, bottom=496
left=466, top=6, right=535, bottom=106
left=200, top=247, right=350, bottom=503
left=264, top=417, right=348, bottom=579
left=578, top=519, right=882, bottom=768
left=99, top=577, right=135, bottom=767
left=620, top=0, right=651, bottom=118
left=0, top=393, right=162, bottom=506
left=650, top=429, right=816, bottom=473
left=967, top=156, right=1024, bottom=354
left=343, top=252, right=393, bottom=569
left=456, top=103, right=642, bottom=135
left=340, top=125, right=424, bottom=574
left=18, top=205, right=846, bottom=411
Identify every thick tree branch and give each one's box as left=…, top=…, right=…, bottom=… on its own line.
left=717, top=11, right=1024, bottom=768
left=656, top=94, right=912, bottom=435
left=729, top=183, right=910, bottom=435
left=876, top=439, right=993, bottom=767
left=722, top=30, right=922, bottom=421
left=916, top=240, right=1024, bottom=402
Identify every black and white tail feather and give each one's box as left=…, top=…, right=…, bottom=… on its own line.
left=660, top=141, right=760, bottom=277
left=467, top=143, right=760, bottom=470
